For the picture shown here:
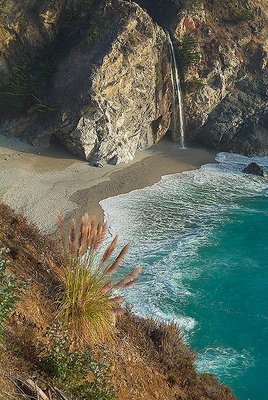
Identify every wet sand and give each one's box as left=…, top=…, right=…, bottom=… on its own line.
left=0, top=134, right=217, bottom=234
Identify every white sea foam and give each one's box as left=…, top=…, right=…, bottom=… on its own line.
left=196, top=347, right=255, bottom=378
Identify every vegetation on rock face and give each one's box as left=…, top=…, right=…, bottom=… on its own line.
left=0, top=55, right=37, bottom=115
left=56, top=211, right=141, bottom=346
left=174, top=34, right=200, bottom=82
left=0, top=55, right=56, bottom=117
left=86, top=22, right=99, bottom=48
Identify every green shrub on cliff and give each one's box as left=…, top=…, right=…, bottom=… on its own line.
left=39, top=325, right=116, bottom=399
left=0, top=55, right=37, bottom=115
left=0, top=248, right=28, bottom=338
left=0, top=55, right=56, bottom=116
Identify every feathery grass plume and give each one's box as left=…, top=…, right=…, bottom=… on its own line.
left=56, top=211, right=141, bottom=346
left=57, top=209, right=65, bottom=248
left=101, top=235, right=118, bottom=266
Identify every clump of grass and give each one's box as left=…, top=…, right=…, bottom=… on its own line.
left=57, top=211, right=141, bottom=346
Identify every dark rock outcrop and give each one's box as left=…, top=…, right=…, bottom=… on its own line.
left=243, top=162, right=267, bottom=177
left=198, top=75, right=268, bottom=156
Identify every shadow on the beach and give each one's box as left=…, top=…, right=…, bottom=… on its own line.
left=0, top=134, right=81, bottom=162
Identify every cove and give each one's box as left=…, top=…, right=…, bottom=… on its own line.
left=100, top=152, right=268, bottom=400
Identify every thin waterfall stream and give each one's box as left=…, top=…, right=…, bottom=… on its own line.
left=165, top=29, right=185, bottom=149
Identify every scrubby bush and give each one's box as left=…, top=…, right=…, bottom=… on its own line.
left=39, top=325, right=116, bottom=400
left=0, top=248, right=28, bottom=337
left=57, top=212, right=141, bottom=346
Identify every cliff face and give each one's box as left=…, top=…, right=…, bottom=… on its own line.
left=172, top=1, right=268, bottom=155
left=0, top=0, right=267, bottom=161
left=0, top=0, right=171, bottom=164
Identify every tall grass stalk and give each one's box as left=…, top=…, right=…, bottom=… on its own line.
left=57, top=211, right=141, bottom=346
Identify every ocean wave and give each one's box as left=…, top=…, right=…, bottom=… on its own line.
left=196, top=346, right=255, bottom=378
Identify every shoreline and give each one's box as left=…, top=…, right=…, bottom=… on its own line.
left=0, top=134, right=217, bottom=234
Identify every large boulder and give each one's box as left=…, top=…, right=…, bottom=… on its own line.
left=198, top=75, right=268, bottom=156
left=243, top=162, right=267, bottom=177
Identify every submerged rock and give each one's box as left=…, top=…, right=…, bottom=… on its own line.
left=242, top=162, right=267, bottom=177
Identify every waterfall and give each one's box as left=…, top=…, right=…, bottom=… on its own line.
left=165, top=29, right=185, bottom=149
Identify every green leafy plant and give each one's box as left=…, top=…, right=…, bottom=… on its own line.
left=0, top=55, right=37, bottom=115
left=86, top=22, right=99, bottom=48
left=39, top=325, right=116, bottom=400
left=0, top=248, right=28, bottom=338
left=57, top=212, right=141, bottom=346
left=175, top=34, right=200, bottom=81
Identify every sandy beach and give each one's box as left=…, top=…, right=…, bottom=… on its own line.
left=0, top=134, right=217, bottom=235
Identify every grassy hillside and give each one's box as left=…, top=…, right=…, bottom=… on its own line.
left=0, top=203, right=237, bottom=400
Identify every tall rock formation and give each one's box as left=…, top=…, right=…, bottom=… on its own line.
left=0, top=0, right=171, bottom=164
left=171, top=0, right=268, bottom=155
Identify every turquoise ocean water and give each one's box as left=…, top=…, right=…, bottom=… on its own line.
left=100, top=152, right=268, bottom=400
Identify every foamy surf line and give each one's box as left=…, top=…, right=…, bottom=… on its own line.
left=100, top=151, right=268, bottom=319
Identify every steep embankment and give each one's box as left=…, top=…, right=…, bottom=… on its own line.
left=0, top=203, right=237, bottom=400
left=0, top=0, right=267, bottom=161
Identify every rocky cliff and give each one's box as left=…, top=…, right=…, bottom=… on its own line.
left=0, top=0, right=267, bottom=162
left=170, top=0, right=268, bottom=155
left=0, top=0, right=171, bottom=164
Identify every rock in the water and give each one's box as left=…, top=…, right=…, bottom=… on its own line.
left=242, top=162, right=267, bottom=177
